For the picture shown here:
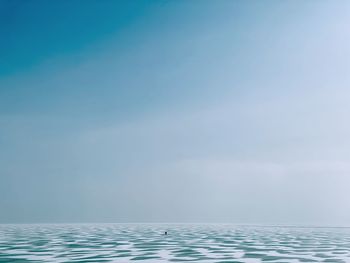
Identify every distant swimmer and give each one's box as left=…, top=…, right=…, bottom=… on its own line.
left=164, top=231, right=167, bottom=235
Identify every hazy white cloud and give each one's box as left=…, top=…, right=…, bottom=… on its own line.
left=1, top=1, right=350, bottom=224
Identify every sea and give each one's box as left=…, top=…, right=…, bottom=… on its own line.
left=0, top=224, right=349, bottom=262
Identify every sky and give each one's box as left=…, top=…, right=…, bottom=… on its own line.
left=1, top=0, right=350, bottom=225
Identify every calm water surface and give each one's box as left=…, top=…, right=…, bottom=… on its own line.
left=0, top=224, right=350, bottom=262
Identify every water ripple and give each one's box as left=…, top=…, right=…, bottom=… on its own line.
left=0, top=224, right=350, bottom=262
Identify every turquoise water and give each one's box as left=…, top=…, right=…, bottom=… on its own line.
left=0, top=224, right=350, bottom=262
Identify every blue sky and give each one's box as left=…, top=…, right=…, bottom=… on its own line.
left=1, top=0, right=350, bottom=224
